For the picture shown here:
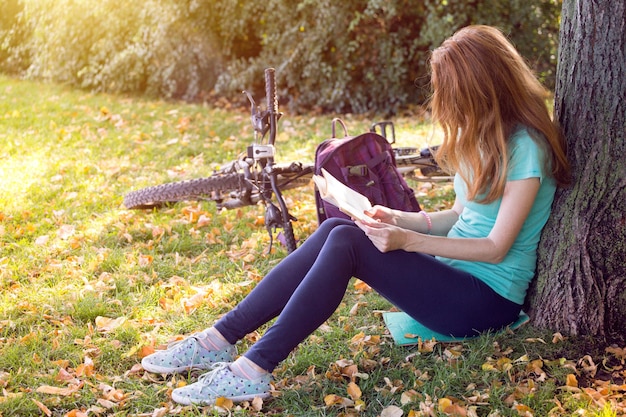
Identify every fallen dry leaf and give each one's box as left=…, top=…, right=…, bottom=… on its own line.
left=36, top=382, right=83, bottom=396
left=215, top=397, right=234, bottom=410
left=606, top=346, right=626, bottom=364
left=347, top=381, right=362, bottom=400
left=95, top=316, right=127, bottom=333
left=64, top=410, right=89, bottom=417
left=32, top=399, right=52, bottom=416
left=324, top=394, right=354, bottom=407
left=566, top=374, right=578, bottom=388
left=380, top=404, right=403, bottom=417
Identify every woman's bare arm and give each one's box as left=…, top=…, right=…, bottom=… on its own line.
left=358, top=178, right=541, bottom=263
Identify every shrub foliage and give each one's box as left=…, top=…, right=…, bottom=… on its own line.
left=0, top=0, right=560, bottom=114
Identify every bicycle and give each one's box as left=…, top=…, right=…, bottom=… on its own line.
left=370, top=121, right=451, bottom=181
left=123, top=68, right=314, bottom=253
left=123, top=68, right=450, bottom=253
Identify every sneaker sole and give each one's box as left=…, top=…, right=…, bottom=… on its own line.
left=141, top=358, right=212, bottom=374
left=171, top=390, right=271, bottom=406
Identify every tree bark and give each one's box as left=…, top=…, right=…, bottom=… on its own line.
left=526, top=0, right=626, bottom=344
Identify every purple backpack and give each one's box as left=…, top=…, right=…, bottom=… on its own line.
left=314, top=118, right=421, bottom=224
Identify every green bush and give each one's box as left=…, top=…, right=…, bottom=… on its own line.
left=2, top=0, right=222, bottom=101
left=217, top=0, right=560, bottom=114
left=0, top=0, right=31, bottom=74
left=0, top=0, right=560, bottom=113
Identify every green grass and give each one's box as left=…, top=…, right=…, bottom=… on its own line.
left=0, top=75, right=622, bottom=416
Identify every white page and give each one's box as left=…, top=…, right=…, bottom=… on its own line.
left=313, top=168, right=372, bottom=221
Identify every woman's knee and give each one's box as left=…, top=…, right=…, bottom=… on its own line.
left=319, top=217, right=353, bottom=231
left=324, top=223, right=371, bottom=254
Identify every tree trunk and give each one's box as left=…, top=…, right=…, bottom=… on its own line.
left=526, top=0, right=626, bottom=344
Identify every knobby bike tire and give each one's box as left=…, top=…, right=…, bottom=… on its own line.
left=123, top=166, right=313, bottom=210
left=123, top=173, right=244, bottom=209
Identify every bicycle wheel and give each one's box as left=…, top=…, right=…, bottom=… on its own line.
left=123, top=162, right=313, bottom=210
left=393, top=146, right=452, bottom=180
left=123, top=172, right=247, bottom=209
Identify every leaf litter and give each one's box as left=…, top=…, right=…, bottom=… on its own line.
left=0, top=79, right=624, bottom=416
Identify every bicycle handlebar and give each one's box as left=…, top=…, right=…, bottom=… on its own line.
left=265, top=68, right=278, bottom=146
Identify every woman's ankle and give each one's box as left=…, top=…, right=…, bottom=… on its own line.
left=229, top=356, right=268, bottom=380
left=197, top=327, right=232, bottom=351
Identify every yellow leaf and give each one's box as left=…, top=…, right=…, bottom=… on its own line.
left=65, top=410, right=89, bottom=417
left=36, top=382, right=83, bottom=396
left=324, top=394, right=341, bottom=406
left=324, top=394, right=353, bottom=407
left=215, top=397, right=234, bottom=410
left=353, top=279, right=372, bottom=293
left=566, top=373, right=578, bottom=387
left=52, top=359, right=70, bottom=368
left=438, top=397, right=453, bottom=412
left=347, top=382, right=362, bottom=400
left=482, top=362, right=496, bottom=371
left=513, top=403, right=534, bottom=415
left=95, top=316, right=126, bottom=333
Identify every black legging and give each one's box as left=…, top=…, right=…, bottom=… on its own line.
left=214, top=218, right=520, bottom=372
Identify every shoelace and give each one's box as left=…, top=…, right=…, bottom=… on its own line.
left=196, top=362, right=231, bottom=387
left=165, top=335, right=202, bottom=365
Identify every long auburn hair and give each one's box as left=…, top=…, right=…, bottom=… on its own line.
left=430, top=25, right=570, bottom=203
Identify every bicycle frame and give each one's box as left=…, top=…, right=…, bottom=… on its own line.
left=124, top=69, right=313, bottom=254
left=244, top=68, right=300, bottom=253
left=123, top=69, right=447, bottom=254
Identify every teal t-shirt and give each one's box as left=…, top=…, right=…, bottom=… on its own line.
left=436, top=127, right=556, bottom=305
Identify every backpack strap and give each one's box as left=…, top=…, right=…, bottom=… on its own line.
left=331, top=118, right=349, bottom=138
left=340, top=151, right=389, bottom=179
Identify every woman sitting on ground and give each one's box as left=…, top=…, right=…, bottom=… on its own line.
left=139, top=25, right=570, bottom=406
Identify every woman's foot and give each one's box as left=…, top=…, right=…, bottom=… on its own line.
left=171, top=363, right=272, bottom=405
left=141, top=332, right=236, bottom=374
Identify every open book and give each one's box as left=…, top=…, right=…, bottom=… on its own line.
left=312, top=168, right=372, bottom=221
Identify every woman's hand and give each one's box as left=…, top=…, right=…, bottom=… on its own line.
left=363, top=205, right=397, bottom=225
left=356, top=220, right=412, bottom=252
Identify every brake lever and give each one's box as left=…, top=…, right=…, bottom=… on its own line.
left=243, top=90, right=270, bottom=138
